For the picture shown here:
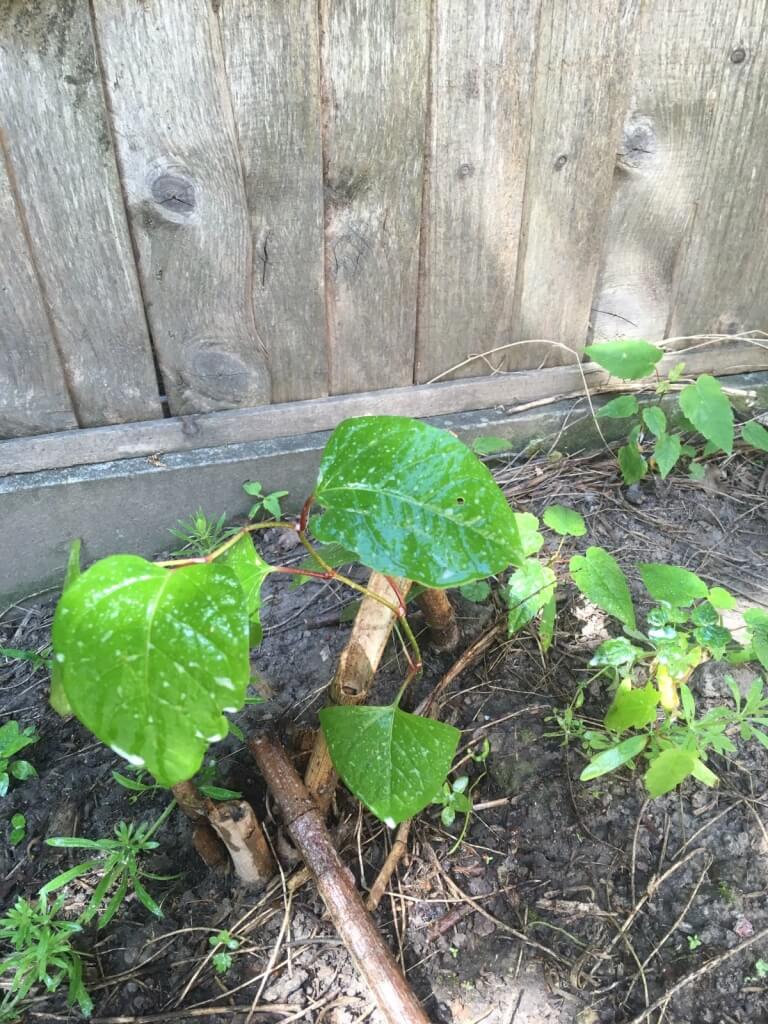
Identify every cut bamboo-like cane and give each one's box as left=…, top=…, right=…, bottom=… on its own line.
left=171, top=781, right=229, bottom=871
left=250, top=734, right=431, bottom=1024
left=415, top=588, right=460, bottom=651
left=206, top=799, right=274, bottom=887
left=305, top=571, right=410, bottom=812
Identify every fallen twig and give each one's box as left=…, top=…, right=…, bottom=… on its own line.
left=250, top=733, right=431, bottom=1024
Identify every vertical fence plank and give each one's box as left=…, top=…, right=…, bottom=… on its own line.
left=93, top=0, right=271, bottom=415
left=668, top=3, right=768, bottom=338
left=219, top=1, right=327, bottom=404
left=0, top=0, right=162, bottom=426
left=0, top=148, right=77, bottom=438
left=591, top=2, right=744, bottom=342
left=414, top=0, right=541, bottom=384
left=512, top=0, right=638, bottom=365
left=322, top=0, right=430, bottom=395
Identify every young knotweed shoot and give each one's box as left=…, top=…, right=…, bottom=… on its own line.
left=0, top=720, right=39, bottom=797
left=50, top=416, right=525, bottom=830
left=564, top=553, right=768, bottom=795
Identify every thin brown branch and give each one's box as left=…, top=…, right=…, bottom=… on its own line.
left=366, top=821, right=411, bottom=912
left=250, top=733, right=431, bottom=1024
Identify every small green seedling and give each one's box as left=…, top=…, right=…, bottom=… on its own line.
left=687, top=934, right=702, bottom=951
left=9, top=813, right=26, bottom=846
left=753, top=959, right=768, bottom=980
left=0, top=645, right=52, bottom=669
left=586, top=340, right=766, bottom=484
left=242, top=480, right=289, bottom=521
left=432, top=775, right=471, bottom=828
left=169, top=509, right=234, bottom=558
left=0, top=895, right=92, bottom=1018
left=113, top=761, right=241, bottom=804
left=209, top=930, right=241, bottom=974
left=42, top=808, right=174, bottom=928
left=559, top=552, right=768, bottom=796
left=0, top=721, right=39, bottom=797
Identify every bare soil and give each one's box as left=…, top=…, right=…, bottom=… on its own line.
left=2, top=447, right=768, bottom=1024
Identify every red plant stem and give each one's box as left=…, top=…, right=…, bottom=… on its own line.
left=298, top=494, right=314, bottom=534
left=384, top=576, right=407, bottom=617
left=273, top=565, right=334, bottom=581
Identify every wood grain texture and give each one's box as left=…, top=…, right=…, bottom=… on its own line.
left=668, top=4, right=768, bottom=338
left=92, top=0, right=271, bottom=415
left=592, top=2, right=743, bottom=342
left=4, top=340, right=764, bottom=477
left=512, top=0, right=638, bottom=364
left=321, top=0, right=430, bottom=394
left=219, top=1, right=327, bottom=404
left=0, top=0, right=162, bottom=426
left=0, top=142, right=78, bottom=439
left=414, top=0, right=542, bottom=383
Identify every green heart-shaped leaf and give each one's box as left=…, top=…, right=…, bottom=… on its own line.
left=52, top=555, right=249, bottom=786
left=313, top=416, right=522, bottom=587
left=570, top=547, right=636, bottom=629
left=505, top=559, right=556, bottom=634
left=605, top=682, right=660, bottom=731
left=220, top=535, right=273, bottom=645
left=679, top=375, right=734, bottom=454
left=542, top=504, right=586, bottom=537
left=319, top=703, right=460, bottom=826
left=585, top=340, right=663, bottom=380
left=638, top=563, right=707, bottom=606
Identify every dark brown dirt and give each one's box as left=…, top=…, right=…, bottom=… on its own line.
left=2, top=448, right=768, bottom=1024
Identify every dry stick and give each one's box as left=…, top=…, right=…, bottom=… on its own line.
left=250, top=734, right=432, bottom=1024
left=170, top=781, right=273, bottom=884
left=170, top=782, right=228, bottom=871
left=415, top=589, right=459, bottom=651
left=304, top=571, right=411, bottom=813
left=623, top=924, right=768, bottom=1024
left=365, top=621, right=505, bottom=912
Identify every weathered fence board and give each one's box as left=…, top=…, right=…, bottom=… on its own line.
left=668, top=1, right=768, bottom=338
left=3, top=340, right=764, bottom=478
left=414, top=0, right=541, bottom=384
left=219, top=0, right=328, bottom=404
left=0, top=0, right=162, bottom=426
left=0, top=146, right=78, bottom=438
left=92, top=0, right=271, bottom=415
left=512, top=0, right=638, bottom=365
left=321, top=0, right=430, bottom=395
left=592, top=1, right=741, bottom=342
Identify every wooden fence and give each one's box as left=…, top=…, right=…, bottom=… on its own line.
left=1, top=0, right=767, bottom=458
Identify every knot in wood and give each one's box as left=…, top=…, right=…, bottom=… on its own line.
left=150, top=172, right=196, bottom=214
left=553, top=154, right=568, bottom=171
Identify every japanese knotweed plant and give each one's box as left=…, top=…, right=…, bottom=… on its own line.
left=585, top=339, right=768, bottom=483
left=50, top=416, right=525, bottom=827
left=559, top=550, right=768, bottom=796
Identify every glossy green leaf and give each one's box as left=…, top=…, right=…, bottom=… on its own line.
left=580, top=736, right=648, bottom=781
left=50, top=544, right=82, bottom=718
left=459, top=580, right=491, bottom=603
left=638, top=563, right=707, bottom=606
left=693, top=624, right=731, bottom=653
left=590, top=636, right=644, bottom=669
left=505, top=560, right=556, bottom=634
left=52, top=555, right=250, bottom=787
left=319, top=704, right=460, bottom=825
left=605, top=683, right=659, bottom=731
left=9, top=759, right=36, bottom=781
left=596, top=395, right=640, bottom=418
left=690, top=758, right=718, bottom=787
left=569, top=547, right=636, bottom=630
left=618, top=442, right=648, bottom=485
left=470, top=436, right=513, bottom=456
left=744, top=609, right=768, bottom=671
left=678, top=375, right=734, bottom=454
left=645, top=748, right=698, bottom=797
left=742, top=419, right=768, bottom=453
left=220, top=535, right=273, bottom=645
left=542, top=505, right=587, bottom=537
left=708, top=586, right=736, bottom=611
left=653, top=432, right=682, bottom=479
left=539, top=594, right=557, bottom=652
left=585, top=340, right=663, bottom=380
left=313, top=417, right=522, bottom=587
left=514, top=512, right=544, bottom=557
left=642, top=406, right=667, bottom=438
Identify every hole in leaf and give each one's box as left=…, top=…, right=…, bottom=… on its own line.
left=456, top=497, right=465, bottom=505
